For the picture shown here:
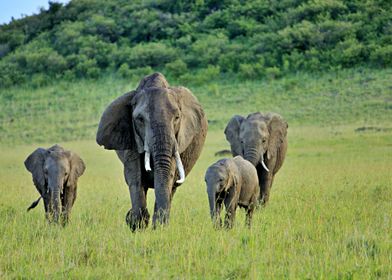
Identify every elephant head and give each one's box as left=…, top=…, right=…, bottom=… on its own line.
left=224, top=112, right=288, bottom=173
left=96, top=73, right=206, bottom=224
left=24, top=145, right=85, bottom=223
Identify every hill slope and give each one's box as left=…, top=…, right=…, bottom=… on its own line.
left=0, top=68, right=391, bottom=145
left=0, top=0, right=391, bottom=87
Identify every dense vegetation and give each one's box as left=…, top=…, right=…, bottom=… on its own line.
left=1, top=0, right=391, bottom=87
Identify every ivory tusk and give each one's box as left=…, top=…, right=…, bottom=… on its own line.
left=261, top=160, right=270, bottom=172
left=144, top=151, right=151, bottom=171
left=175, top=151, right=185, bottom=184
left=260, top=153, right=270, bottom=172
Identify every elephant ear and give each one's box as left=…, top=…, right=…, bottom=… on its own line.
left=66, top=152, right=86, bottom=187
left=226, top=159, right=240, bottom=192
left=224, top=115, right=244, bottom=156
left=171, top=86, right=206, bottom=154
left=24, top=148, right=47, bottom=187
left=96, top=91, right=136, bottom=150
left=266, top=113, right=288, bottom=160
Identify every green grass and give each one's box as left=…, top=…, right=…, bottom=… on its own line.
left=0, top=128, right=391, bottom=278
left=0, top=68, right=391, bottom=278
left=1, top=68, right=391, bottom=144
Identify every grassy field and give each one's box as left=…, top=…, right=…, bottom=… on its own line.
left=0, top=68, right=391, bottom=278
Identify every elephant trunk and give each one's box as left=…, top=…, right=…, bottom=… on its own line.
left=207, top=188, right=216, bottom=221
left=244, top=148, right=259, bottom=166
left=145, top=134, right=185, bottom=184
left=51, top=185, right=61, bottom=223
left=152, top=126, right=174, bottom=224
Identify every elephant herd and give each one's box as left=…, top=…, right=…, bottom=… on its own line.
left=24, top=73, right=288, bottom=230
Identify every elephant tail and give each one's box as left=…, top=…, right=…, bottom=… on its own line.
left=27, top=196, right=42, bottom=211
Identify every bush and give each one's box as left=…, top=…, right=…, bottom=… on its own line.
left=370, top=45, right=392, bottom=67
left=118, top=42, right=178, bottom=69
left=128, top=66, right=154, bottom=79
left=117, top=63, right=132, bottom=79
left=165, top=59, right=188, bottom=77
left=238, top=62, right=265, bottom=80
left=179, top=65, right=221, bottom=85
left=187, top=33, right=228, bottom=67
left=75, top=58, right=100, bottom=78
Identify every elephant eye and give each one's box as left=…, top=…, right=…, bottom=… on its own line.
left=136, top=115, right=144, bottom=124
left=262, top=138, right=267, bottom=143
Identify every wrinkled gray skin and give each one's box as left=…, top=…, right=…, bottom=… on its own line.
left=205, top=156, right=259, bottom=228
left=96, top=73, right=208, bottom=230
left=225, top=112, right=288, bottom=205
left=24, top=145, right=85, bottom=225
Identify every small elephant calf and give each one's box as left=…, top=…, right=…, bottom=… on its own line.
left=24, top=144, right=85, bottom=225
left=205, top=156, right=259, bottom=228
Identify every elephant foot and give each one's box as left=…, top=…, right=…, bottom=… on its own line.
left=152, top=209, right=169, bottom=229
left=60, top=213, right=69, bottom=227
left=126, top=208, right=150, bottom=232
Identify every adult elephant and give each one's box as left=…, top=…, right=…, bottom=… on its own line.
left=96, top=73, right=208, bottom=230
left=224, top=112, right=287, bottom=205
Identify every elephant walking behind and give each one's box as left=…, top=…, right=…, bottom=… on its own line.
left=225, top=112, right=288, bottom=205
left=24, top=144, right=85, bottom=225
left=96, top=73, right=208, bottom=230
left=205, top=156, right=259, bottom=228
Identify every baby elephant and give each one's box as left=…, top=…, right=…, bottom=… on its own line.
left=24, top=144, right=85, bottom=225
left=205, top=156, right=259, bottom=228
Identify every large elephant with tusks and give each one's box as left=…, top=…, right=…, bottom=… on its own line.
left=96, top=73, right=208, bottom=230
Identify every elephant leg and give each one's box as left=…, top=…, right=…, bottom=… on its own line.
left=260, top=175, right=274, bottom=205
left=123, top=159, right=150, bottom=231
left=224, top=188, right=238, bottom=229
left=61, top=187, right=77, bottom=226
left=245, top=196, right=257, bottom=228
left=170, top=187, right=177, bottom=201
left=257, top=166, right=274, bottom=206
left=42, top=194, right=51, bottom=221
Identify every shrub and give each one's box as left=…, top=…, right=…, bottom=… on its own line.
left=165, top=59, right=188, bottom=77
left=117, top=63, right=133, bottom=79
left=180, top=65, right=221, bottom=85
left=370, top=45, right=392, bottom=67
left=75, top=58, right=100, bottom=78
left=120, top=42, right=178, bottom=68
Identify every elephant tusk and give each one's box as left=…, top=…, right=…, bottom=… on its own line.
left=261, top=160, right=270, bottom=172
left=144, top=151, right=151, bottom=172
left=175, top=151, right=185, bottom=184
left=260, top=153, right=270, bottom=172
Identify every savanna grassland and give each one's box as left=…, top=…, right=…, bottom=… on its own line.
left=0, top=68, right=391, bottom=278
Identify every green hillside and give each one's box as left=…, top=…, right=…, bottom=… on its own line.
left=1, top=68, right=391, bottom=145
left=1, top=0, right=391, bottom=87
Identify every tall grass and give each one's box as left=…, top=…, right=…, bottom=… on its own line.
left=0, top=127, right=391, bottom=278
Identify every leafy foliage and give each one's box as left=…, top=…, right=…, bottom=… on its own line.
left=0, top=0, right=391, bottom=87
